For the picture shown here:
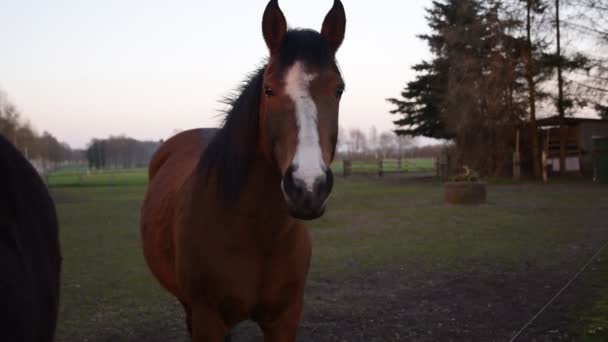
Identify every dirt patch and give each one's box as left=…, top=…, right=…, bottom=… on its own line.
left=225, top=258, right=595, bottom=342
left=58, top=258, right=595, bottom=342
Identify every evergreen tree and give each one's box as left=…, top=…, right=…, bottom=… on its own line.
left=386, top=1, right=456, bottom=140
left=387, top=60, right=451, bottom=139
left=389, top=0, right=530, bottom=175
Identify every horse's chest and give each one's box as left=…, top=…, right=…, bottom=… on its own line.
left=192, top=234, right=310, bottom=322
left=177, top=217, right=310, bottom=322
left=196, top=251, right=306, bottom=325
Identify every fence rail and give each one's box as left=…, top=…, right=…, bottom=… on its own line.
left=335, top=158, right=436, bottom=177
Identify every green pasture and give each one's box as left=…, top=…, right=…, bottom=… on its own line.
left=51, top=168, right=608, bottom=341
left=47, top=158, right=435, bottom=188
left=330, top=158, right=435, bottom=175
left=47, top=168, right=148, bottom=187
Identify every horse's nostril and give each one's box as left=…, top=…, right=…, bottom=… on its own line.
left=313, top=179, right=325, bottom=198
left=303, top=195, right=313, bottom=207
left=283, top=166, right=334, bottom=214
left=294, top=185, right=304, bottom=198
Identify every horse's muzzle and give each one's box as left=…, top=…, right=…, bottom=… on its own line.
left=282, top=166, right=334, bottom=220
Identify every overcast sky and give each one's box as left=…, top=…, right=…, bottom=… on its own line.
left=0, top=0, right=433, bottom=148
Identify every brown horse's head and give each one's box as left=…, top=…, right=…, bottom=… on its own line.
left=258, top=0, right=346, bottom=220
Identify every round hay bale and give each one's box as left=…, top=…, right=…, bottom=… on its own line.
left=445, top=182, right=487, bottom=205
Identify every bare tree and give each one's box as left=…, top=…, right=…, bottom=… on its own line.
left=86, top=136, right=160, bottom=169
left=368, top=126, right=379, bottom=157
left=337, top=125, right=348, bottom=154
left=561, top=0, right=608, bottom=117
left=397, top=135, right=414, bottom=159
left=555, top=0, right=568, bottom=175
left=348, top=129, right=367, bottom=157
left=379, top=131, right=397, bottom=159
left=0, top=91, right=21, bottom=143
left=0, top=88, right=75, bottom=164
left=523, top=0, right=544, bottom=178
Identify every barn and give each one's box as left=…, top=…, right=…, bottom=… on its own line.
left=535, top=115, right=608, bottom=177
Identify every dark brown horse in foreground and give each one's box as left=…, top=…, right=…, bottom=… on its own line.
left=0, top=135, right=61, bottom=342
left=141, top=0, right=346, bottom=340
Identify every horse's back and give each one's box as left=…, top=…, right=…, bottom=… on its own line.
left=0, top=135, right=61, bottom=342
left=148, top=128, right=218, bottom=180
left=141, top=128, right=217, bottom=298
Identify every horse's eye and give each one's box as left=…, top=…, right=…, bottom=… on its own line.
left=336, top=86, right=345, bottom=98
left=264, top=86, right=274, bottom=97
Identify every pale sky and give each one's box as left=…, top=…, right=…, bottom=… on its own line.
left=0, top=0, right=432, bottom=148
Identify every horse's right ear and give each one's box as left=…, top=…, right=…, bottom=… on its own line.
left=262, top=0, right=287, bottom=54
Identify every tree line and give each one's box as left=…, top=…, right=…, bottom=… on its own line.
left=86, top=137, right=160, bottom=169
left=388, top=0, right=607, bottom=177
left=5, top=85, right=433, bottom=170
left=0, top=90, right=77, bottom=164
left=336, top=126, right=443, bottom=160
left=1, top=89, right=161, bottom=171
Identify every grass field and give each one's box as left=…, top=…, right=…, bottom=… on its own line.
left=47, top=168, right=148, bottom=187
left=330, top=158, right=435, bottom=175
left=50, top=169, right=608, bottom=341
left=46, top=158, right=435, bottom=188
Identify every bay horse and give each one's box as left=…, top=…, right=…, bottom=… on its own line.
left=140, top=0, right=346, bottom=340
left=0, top=135, right=61, bottom=342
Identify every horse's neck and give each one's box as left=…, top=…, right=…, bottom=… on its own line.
left=235, top=156, right=292, bottom=228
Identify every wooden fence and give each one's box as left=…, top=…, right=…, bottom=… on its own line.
left=337, top=158, right=436, bottom=178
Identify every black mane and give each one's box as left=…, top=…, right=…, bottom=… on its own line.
left=198, top=66, right=265, bottom=202
left=198, top=29, right=337, bottom=202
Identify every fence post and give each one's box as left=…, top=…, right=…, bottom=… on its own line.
left=377, top=160, right=383, bottom=177
left=513, top=128, right=521, bottom=180
left=513, top=152, right=521, bottom=180
left=343, top=160, right=352, bottom=178
left=542, top=151, right=548, bottom=183
left=438, top=154, right=448, bottom=182
left=435, top=157, right=440, bottom=179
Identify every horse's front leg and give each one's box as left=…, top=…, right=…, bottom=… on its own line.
left=259, top=297, right=304, bottom=342
left=190, top=304, right=230, bottom=342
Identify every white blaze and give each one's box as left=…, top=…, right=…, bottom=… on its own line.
left=284, top=61, right=326, bottom=192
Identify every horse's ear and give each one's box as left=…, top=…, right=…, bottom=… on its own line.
left=321, top=0, right=346, bottom=53
left=262, top=0, right=287, bottom=54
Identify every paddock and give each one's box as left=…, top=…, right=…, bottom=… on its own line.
left=48, top=169, right=608, bottom=341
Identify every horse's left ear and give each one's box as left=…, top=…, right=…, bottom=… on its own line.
left=321, top=0, right=346, bottom=53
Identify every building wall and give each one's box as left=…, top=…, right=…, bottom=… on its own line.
left=579, top=122, right=608, bottom=176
